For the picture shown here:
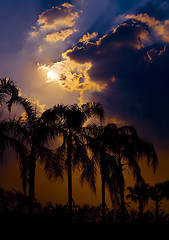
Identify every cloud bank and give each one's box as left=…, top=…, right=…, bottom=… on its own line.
left=63, top=15, right=169, bottom=148
left=1, top=0, right=169, bottom=149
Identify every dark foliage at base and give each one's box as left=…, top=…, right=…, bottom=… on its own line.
left=0, top=187, right=169, bottom=224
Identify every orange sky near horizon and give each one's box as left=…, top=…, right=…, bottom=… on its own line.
left=1, top=147, right=169, bottom=213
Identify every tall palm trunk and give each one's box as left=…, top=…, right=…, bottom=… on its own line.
left=67, top=133, right=73, bottom=222
left=117, top=156, right=126, bottom=222
left=28, top=148, right=36, bottom=214
left=155, top=198, right=160, bottom=223
left=138, top=197, right=144, bottom=222
left=100, top=151, right=106, bottom=222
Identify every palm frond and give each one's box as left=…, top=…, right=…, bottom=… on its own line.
left=80, top=159, right=97, bottom=194
left=7, top=95, right=36, bottom=122
left=104, top=154, right=121, bottom=207
left=0, top=118, right=30, bottom=191
left=137, top=139, right=158, bottom=173
left=0, top=78, right=18, bottom=111
left=0, top=78, right=18, bottom=97
left=127, top=156, right=144, bottom=183
left=52, top=104, right=68, bottom=119
left=81, top=102, right=105, bottom=122
left=67, top=104, right=86, bottom=129
left=40, top=107, right=63, bottom=125
left=126, top=183, right=150, bottom=206
left=82, top=124, right=103, bottom=159
left=71, top=133, right=88, bottom=167
left=34, top=123, right=62, bottom=146
left=126, top=187, right=138, bottom=203
left=3, top=135, right=29, bottom=193
left=117, top=125, right=138, bottom=137
left=37, top=146, right=64, bottom=180
left=0, top=118, right=29, bottom=144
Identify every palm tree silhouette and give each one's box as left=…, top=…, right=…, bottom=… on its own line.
left=0, top=78, right=161, bottom=222
left=0, top=78, right=29, bottom=192
left=114, top=126, right=158, bottom=222
left=85, top=124, right=158, bottom=222
left=149, top=181, right=169, bottom=222
left=14, top=114, right=63, bottom=214
left=45, top=102, right=104, bottom=222
left=0, top=78, right=18, bottom=106
left=3, top=83, right=64, bottom=214
left=84, top=123, right=121, bottom=222
left=126, top=183, right=149, bottom=221
left=0, top=118, right=29, bottom=192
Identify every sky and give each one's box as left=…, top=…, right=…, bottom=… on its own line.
left=1, top=0, right=169, bottom=209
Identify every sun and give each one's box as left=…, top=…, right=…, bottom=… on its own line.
left=47, top=70, right=58, bottom=82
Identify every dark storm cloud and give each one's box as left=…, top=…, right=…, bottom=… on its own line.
left=138, top=0, right=169, bottom=20
left=66, top=19, right=169, bottom=147
left=66, top=20, right=149, bottom=83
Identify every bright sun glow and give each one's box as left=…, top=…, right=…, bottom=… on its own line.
left=47, top=70, right=58, bottom=82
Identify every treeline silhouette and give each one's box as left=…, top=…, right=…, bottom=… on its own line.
left=1, top=184, right=169, bottom=223
left=0, top=78, right=168, bottom=223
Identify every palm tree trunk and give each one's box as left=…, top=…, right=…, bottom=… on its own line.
left=28, top=148, right=36, bottom=215
left=118, top=156, right=126, bottom=223
left=67, top=133, right=73, bottom=222
left=155, top=199, right=160, bottom=223
left=138, top=197, right=144, bottom=222
left=101, top=153, right=106, bottom=222
left=101, top=171, right=106, bottom=222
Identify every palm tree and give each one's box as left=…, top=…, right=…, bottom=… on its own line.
left=8, top=112, right=64, bottom=214
left=149, top=181, right=169, bottom=222
left=0, top=78, right=17, bottom=107
left=84, top=123, right=121, bottom=222
left=126, top=183, right=149, bottom=221
left=44, top=102, right=104, bottom=222
left=0, top=119, right=29, bottom=193
left=113, top=126, right=158, bottom=222
left=85, top=124, right=158, bottom=222
left=0, top=78, right=29, bottom=193
left=2, top=81, right=64, bottom=214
